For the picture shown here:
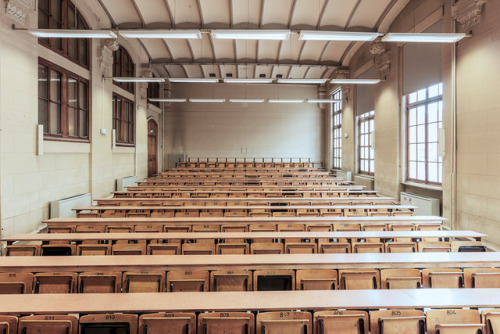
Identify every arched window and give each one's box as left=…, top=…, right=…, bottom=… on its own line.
left=38, top=0, right=90, bottom=67
left=113, top=46, right=135, bottom=93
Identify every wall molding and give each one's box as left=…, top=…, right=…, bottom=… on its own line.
left=4, top=0, right=35, bottom=24
left=452, top=0, right=487, bottom=31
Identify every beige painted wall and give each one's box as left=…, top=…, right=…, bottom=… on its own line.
left=0, top=6, right=149, bottom=240
left=165, top=83, right=324, bottom=162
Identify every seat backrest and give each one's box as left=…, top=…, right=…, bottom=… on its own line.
left=381, top=269, right=422, bottom=289
left=318, top=242, right=351, bottom=254
left=18, top=315, right=78, bottom=334
left=211, top=270, right=252, bottom=292
left=79, top=272, right=122, bottom=293
left=418, top=242, right=451, bottom=253
left=41, top=244, right=76, bottom=256
left=306, top=224, right=332, bottom=232
left=314, top=310, right=368, bottom=334
left=199, top=312, right=254, bottom=334
left=277, top=224, right=305, bottom=232
left=369, top=309, right=425, bottom=334
left=216, top=243, right=249, bottom=255
left=77, top=244, right=111, bottom=256
left=257, top=311, right=311, bottom=334
left=122, top=272, right=166, bottom=293
left=464, top=268, right=500, bottom=288
left=164, top=225, right=192, bottom=233
left=253, top=270, right=295, bottom=291
left=147, top=243, right=180, bottom=255
left=482, top=309, right=500, bottom=334
left=0, top=316, right=17, bottom=334
left=338, top=269, right=380, bottom=290
left=139, top=313, right=196, bottom=334
left=296, top=270, right=337, bottom=290
left=79, top=314, right=138, bottom=333
left=250, top=243, right=283, bottom=255
left=451, top=241, right=486, bottom=252
left=352, top=242, right=384, bottom=253
left=111, top=243, right=146, bottom=255
left=167, top=270, right=209, bottom=292
left=385, top=242, right=417, bottom=253
left=182, top=243, right=215, bottom=255
left=34, top=272, right=77, bottom=294
left=426, top=309, right=482, bottom=334
left=221, top=225, right=248, bottom=233
left=5, top=245, right=40, bottom=256
left=422, top=268, right=463, bottom=288
left=284, top=243, right=317, bottom=254
left=105, top=226, right=133, bottom=233
left=0, top=273, right=33, bottom=294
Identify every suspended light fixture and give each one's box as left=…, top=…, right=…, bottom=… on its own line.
left=299, top=31, right=381, bottom=41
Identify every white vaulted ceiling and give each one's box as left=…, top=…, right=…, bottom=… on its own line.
left=94, top=0, right=412, bottom=78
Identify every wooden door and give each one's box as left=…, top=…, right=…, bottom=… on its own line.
left=148, top=119, right=158, bottom=177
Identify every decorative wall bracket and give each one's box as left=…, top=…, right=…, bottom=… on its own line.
left=370, top=41, right=392, bottom=80
left=332, top=68, right=350, bottom=101
left=452, top=0, right=487, bottom=31
left=97, top=39, right=118, bottom=76
left=4, top=0, right=35, bottom=25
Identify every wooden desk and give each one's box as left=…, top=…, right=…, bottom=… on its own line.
left=127, top=185, right=365, bottom=191
left=0, top=289, right=499, bottom=314
left=136, top=181, right=354, bottom=187
left=3, top=230, right=484, bottom=244
left=0, top=252, right=497, bottom=272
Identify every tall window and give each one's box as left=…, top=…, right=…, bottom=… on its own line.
left=147, top=81, right=161, bottom=108
left=332, top=89, right=342, bottom=169
left=38, top=59, right=89, bottom=140
left=358, top=110, right=375, bottom=175
left=38, top=0, right=89, bottom=67
left=406, top=83, right=443, bottom=184
left=113, top=47, right=135, bottom=93
left=113, top=94, right=135, bottom=146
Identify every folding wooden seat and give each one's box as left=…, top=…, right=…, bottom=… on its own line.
left=314, top=310, right=368, bottom=333
left=451, top=241, right=486, bottom=252
left=192, top=224, right=220, bottom=244
left=352, top=242, right=384, bottom=253
left=175, top=210, right=199, bottom=218
left=77, top=212, right=100, bottom=218
left=416, top=224, right=442, bottom=242
left=482, top=309, right=500, bottom=334
left=200, top=210, right=224, bottom=217
left=253, top=270, right=295, bottom=291
left=78, top=272, right=122, bottom=293
left=5, top=245, right=40, bottom=256
left=334, top=224, right=361, bottom=243
left=318, top=242, right=351, bottom=253
left=306, top=223, right=333, bottom=232
left=426, top=309, right=483, bottom=334
left=210, top=270, right=252, bottom=291
left=385, top=242, right=417, bottom=253
left=418, top=241, right=451, bottom=252
left=250, top=242, right=283, bottom=254
left=392, top=211, right=414, bottom=216
left=167, top=270, right=209, bottom=292
left=79, top=314, right=138, bottom=333
left=0, top=273, right=33, bottom=294
left=198, top=312, right=254, bottom=333
left=422, top=268, right=463, bottom=288
left=464, top=268, right=500, bottom=288
left=34, top=272, right=78, bottom=293
left=360, top=224, right=386, bottom=242
left=344, top=208, right=368, bottom=217
left=182, top=243, right=215, bottom=255
left=147, top=243, right=180, bottom=255
left=369, top=309, right=425, bottom=334
left=273, top=211, right=296, bottom=217
left=216, top=243, right=249, bottom=255
left=18, top=315, right=78, bottom=334
left=47, top=226, right=75, bottom=245
left=0, top=316, right=17, bottom=334
left=296, top=269, right=337, bottom=290
left=77, top=244, right=112, bottom=256
left=320, top=208, right=344, bottom=217
left=220, top=224, right=247, bottom=244
left=75, top=225, right=106, bottom=244
left=277, top=224, right=305, bottom=243
left=338, top=269, right=380, bottom=290
left=285, top=242, right=317, bottom=254
left=105, top=225, right=134, bottom=233
left=151, top=210, right=175, bottom=217
left=112, top=243, right=146, bottom=255
left=122, top=271, right=166, bottom=292
left=381, top=269, right=422, bottom=289
left=249, top=224, right=276, bottom=243
left=257, top=311, right=311, bottom=334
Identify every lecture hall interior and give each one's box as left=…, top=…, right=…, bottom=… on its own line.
left=0, top=0, right=500, bottom=332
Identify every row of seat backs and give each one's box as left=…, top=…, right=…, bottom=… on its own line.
left=0, top=309, right=497, bottom=334
left=2, top=268, right=499, bottom=294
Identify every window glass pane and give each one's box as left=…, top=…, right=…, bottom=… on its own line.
left=409, top=127, right=416, bottom=143
left=129, top=124, right=134, bottom=142
left=428, top=143, right=438, bottom=163
left=49, top=103, right=61, bottom=134
left=68, top=78, right=77, bottom=108
left=360, top=160, right=366, bottom=172
left=428, top=84, right=440, bottom=98
left=370, top=148, right=374, bottom=159
left=50, top=70, right=61, bottom=102
left=78, top=39, right=88, bottom=64
left=68, top=6, right=76, bottom=28
left=38, top=99, right=48, bottom=131
left=50, top=0, right=61, bottom=20
left=428, top=102, right=438, bottom=123
left=417, top=125, right=425, bottom=143
left=438, top=164, right=443, bottom=183
left=68, top=39, right=78, bottom=60
left=417, top=162, right=426, bottom=180
left=409, top=161, right=417, bottom=179
left=80, top=110, right=87, bottom=137
left=428, top=163, right=438, bottom=183
left=370, top=160, right=374, bottom=173
left=68, top=107, right=77, bottom=136
left=50, top=36, right=62, bottom=50
left=39, top=0, right=49, bottom=12
left=79, top=82, right=88, bottom=110
left=409, top=144, right=417, bottom=161
left=438, top=101, right=443, bottom=121
left=417, top=106, right=426, bottom=125
left=38, top=65, right=48, bottom=99
left=38, top=11, right=49, bottom=28
left=409, top=108, right=417, bottom=126
left=428, top=123, right=438, bottom=142
left=417, top=88, right=426, bottom=101
left=409, top=92, right=417, bottom=104
left=417, top=144, right=425, bottom=161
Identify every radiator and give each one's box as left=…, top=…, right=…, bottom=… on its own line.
left=354, top=176, right=374, bottom=190
left=400, top=192, right=440, bottom=216
left=116, top=176, right=137, bottom=191
left=335, top=170, right=353, bottom=181
left=50, top=193, right=91, bottom=219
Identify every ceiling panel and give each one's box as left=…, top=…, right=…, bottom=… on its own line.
left=254, top=65, right=273, bottom=79
left=271, top=65, right=291, bottom=79
left=201, top=64, right=221, bottom=78
left=183, top=65, right=204, bottom=77
left=299, top=41, right=328, bottom=62
left=100, top=0, right=142, bottom=25
left=164, top=40, right=193, bottom=60
left=319, top=0, right=358, bottom=29
left=321, top=68, right=335, bottom=79
left=237, top=65, right=256, bottom=78
left=165, top=64, right=188, bottom=77
left=320, top=41, right=351, bottom=63
left=165, top=0, right=201, bottom=26
left=305, top=66, right=327, bottom=78
left=289, top=0, right=326, bottom=28
left=278, top=34, right=303, bottom=62
left=219, top=64, right=238, bottom=78
left=257, top=40, right=281, bottom=61
left=211, top=38, right=235, bottom=61
left=235, top=40, right=258, bottom=61
left=199, top=0, right=231, bottom=26
left=142, top=39, right=172, bottom=60
left=348, top=0, right=393, bottom=29
left=288, top=66, right=309, bottom=79
left=231, top=0, right=262, bottom=27
left=260, top=0, right=294, bottom=26
left=188, top=36, right=214, bottom=61
left=134, top=0, right=172, bottom=26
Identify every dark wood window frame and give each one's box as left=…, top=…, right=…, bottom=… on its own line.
left=113, top=93, right=135, bottom=147
left=147, top=81, right=161, bottom=108
left=406, top=83, right=443, bottom=185
left=332, top=89, right=342, bottom=169
left=38, top=0, right=90, bottom=69
left=358, top=110, right=375, bottom=175
left=38, top=58, right=90, bottom=142
left=113, top=47, right=135, bottom=94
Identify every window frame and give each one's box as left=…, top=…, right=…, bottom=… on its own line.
left=332, top=89, right=342, bottom=169
left=113, top=47, right=135, bottom=94
left=405, top=83, right=443, bottom=185
left=147, top=81, right=161, bottom=108
left=38, top=0, right=90, bottom=69
left=358, top=110, right=375, bottom=176
left=113, top=93, right=136, bottom=147
left=38, top=58, right=90, bottom=142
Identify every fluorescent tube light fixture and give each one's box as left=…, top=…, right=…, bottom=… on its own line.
left=277, top=79, right=327, bottom=84
left=299, top=31, right=381, bottom=41
left=229, top=99, right=266, bottom=103
left=307, top=99, right=342, bottom=103
left=119, top=30, right=202, bottom=39
left=268, top=99, right=304, bottom=103
left=331, top=79, right=381, bottom=84
left=113, top=77, right=165, bottom=83
left=189, top=99, right=226, bottom=103
left=382, top=33, right=466, bottom=43
left=169, top=78, right=219, bottom=83
left=212, top=29, right=291, bottom=40
left=148, top=98, right=187, bottom=103
left=28, top=29, right=117, bottom=38
left=224, top=79, right=273, bottom=84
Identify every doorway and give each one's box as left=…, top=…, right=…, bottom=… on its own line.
left=148, top=119, right=158, bottom=177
